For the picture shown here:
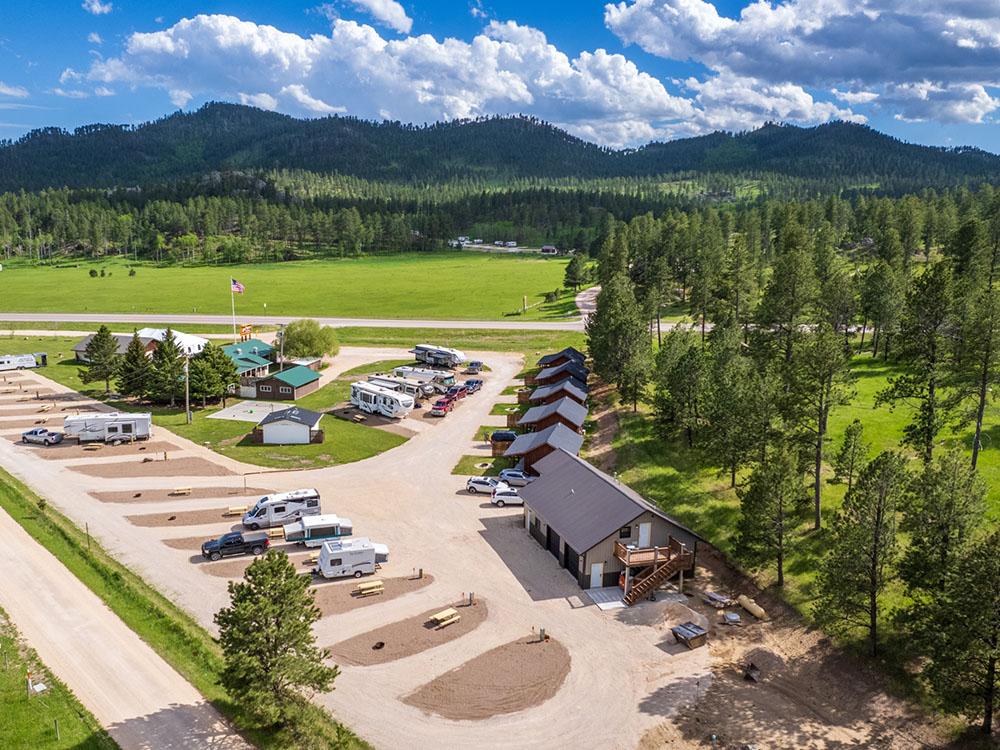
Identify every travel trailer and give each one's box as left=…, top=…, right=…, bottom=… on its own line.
left=410, top=344, right=466, bottom=368
left=367, top=374, right=436, bottom=399
left=241, top=488, right=321, bottom=530
left=393, top=366, right=456, bottom=389
left=350, top=381, right=415, bottom=419
left=63, top=413, right=153, bottom=444
left=315, top=537, right=390, bottom=579
left=283, top=514, right=353, bottom=547
left=0, top=353, right=45, bottom=371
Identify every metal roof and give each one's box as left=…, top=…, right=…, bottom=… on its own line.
left=257, top=406, right=323, bottom=428
left=518, top=396, right=588, bottom=428
left=529, top=378, right=588, bottom=403
left=223, top=339, right=274, bottom=359
left=519, top=449, right=703, bottom=553
left=269, top=365, right=320, bottom=388
left=536, top=347, right=586, bottom=366
left=536, top=361, right=589, bottom=382
left=73, top=333, right=154, bottom=354
left=503, top=422, right=583, bottom=458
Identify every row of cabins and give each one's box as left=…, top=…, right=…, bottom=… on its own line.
left=502, top=347, right=589, bottom=472
left=73, top=330, right=321, bottom=401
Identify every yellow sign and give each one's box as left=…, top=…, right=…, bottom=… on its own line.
left=240, top=324, right=253, bottom=340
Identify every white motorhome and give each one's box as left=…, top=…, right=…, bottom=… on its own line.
left=0, top=353, right=41, bottom=371
left=393, top=366, right=456, bottom=389
left=410, top=344, right=467, bottom=368
left=242, top=488, right=321, bottom=530
left=350, top=381, right=415, bottom=419
left=63, top=412, right=153, bottom=443
left=367, top=374, right=436, bottom=399
left=315, top=537, right=389, bottom=579
left=283, top=514, right=354, bottom=547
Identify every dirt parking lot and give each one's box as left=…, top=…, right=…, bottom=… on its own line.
left=91, top=486, right=271, bottom=503
left=311, top=574, right=435, bottom=616
left=18, top=440, right=181, bottom=460
left=73, top=457, right=234, bottom=478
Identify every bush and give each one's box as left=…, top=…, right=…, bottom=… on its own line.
left=544, top=290, right=560, bottom=303
left=129, top=268, right=137, bottom=277
left=281, top=319, right=339, bottom=359
left=89, top=269, right=98, bottom=278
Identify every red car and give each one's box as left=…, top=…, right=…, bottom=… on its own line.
left=446, top=385, right=468, bottom=400
left=430, top=399, right=452, bottom=416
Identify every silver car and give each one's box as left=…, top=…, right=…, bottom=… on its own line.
left=491, top=485, right=522, bottom=508
left=498, top=469, right=535, bottom=487
left=466, top=476, right=499, bottom=494
left=21, top=428, right=63, bottom=446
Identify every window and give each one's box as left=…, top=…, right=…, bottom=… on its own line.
left=273, top=506, right=285, bottom=514
left=121, top=423, right=133, bottom=434
left=279, top=386, right=292, bottom=394
left=260, top=385, right=272, bottom=393
left=619, top=526, right=632, bottom=539
left=330, top=558, right=343, bottom=566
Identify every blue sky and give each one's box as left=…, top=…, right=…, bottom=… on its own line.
left=1, top=0, right=999, bottom=151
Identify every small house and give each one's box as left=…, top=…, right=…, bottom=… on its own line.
left=136, top=328, right=209, bottom=357
left=223, top=339, right=275, bottom=362
left=254, top=407, right=324, bottom=445
left=520, top=449, right=701, bottom=600
left=74, top=333, right=156, bottom=362
left=503, top=422, right=584, bottom=472
left=525, top=378, right=588, bottom=406
left=518, top=396, right=587, bottom=433
left=531, top=361, right=588, bottom=387
left=536, top=347, right=586, bottom=369
left=253, top=365, right=321, bottom=401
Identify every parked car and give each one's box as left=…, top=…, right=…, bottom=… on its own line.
left=446, top=385, right=468, bottom=400
left=20, top=428, right=64, bottom=446
left=498, top=468, right=536, bottom=487
left=439, top=392, right=457, bottom=406
left=429, top=400, right=451, bottom=417
left=491, top=484, right=522, bottom=507
left=466, top=476, right=499, bottom=494
left=464, top=378, right=483, bottom=393
left=464, top=361, right=484, bottom=374
left=200, top=531, right=269, bottom=561
left=490, top=429, right=518, bottom=444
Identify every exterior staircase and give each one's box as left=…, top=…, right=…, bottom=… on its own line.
left=622, top=548, right=694, bottom=606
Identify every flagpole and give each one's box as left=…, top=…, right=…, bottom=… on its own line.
left=230, top=281, right=237, bottom=342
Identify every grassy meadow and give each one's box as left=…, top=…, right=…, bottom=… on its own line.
left=0, top=254, right=573, bottom=320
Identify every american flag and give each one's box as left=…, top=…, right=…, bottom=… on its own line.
left=231, top=278, right=245, bottom=294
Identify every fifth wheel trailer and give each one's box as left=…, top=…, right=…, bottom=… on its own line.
left=350, top=381, right=415, bottom=419
left=63, top=413, right=153, bottom=443
left=0, top=353, right=46, bottom=371
left=367, top=374, right=436, bottom=399
left=315, top=537, right=389, bottom=579
left=410, top=344, right=466, bottom=368
left=283, top=514, right=354, bottom=547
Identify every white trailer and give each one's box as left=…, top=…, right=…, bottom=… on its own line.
left=63, top=412, right=153, bottom=444
left=283, top=514, right=353, bottom=547
left=350, top=381, right=415, bottom=419
left=242, top=488, right=321, bottom=530
left=315, top=537, right=389, bottom=579
left=410, top=344, right=466, bottom=368
left=393, top=366, right=456, bottom=389
left=0, top=353, right=42, bottom=371
left=367, top=374, right=436, bottom=399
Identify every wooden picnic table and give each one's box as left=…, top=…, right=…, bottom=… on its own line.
left=430, top=607, right=461, bottom=628
left=354, top=580, right=385, bottom=597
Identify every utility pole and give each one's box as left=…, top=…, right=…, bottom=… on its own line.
left=278, top=325, right=286, bottom=372
left=184, top=356, right=191, bottom=424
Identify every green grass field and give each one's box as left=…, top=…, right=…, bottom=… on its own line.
left=0, top=254, right=572, bottom=320
left=0, top=470, right=366, bottom=750
left=0, top=609, right=116, bottom=750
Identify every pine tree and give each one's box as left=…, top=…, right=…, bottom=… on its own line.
left=80, top=324, right=120, bottom=394
left=115, top=331, right=152, bottom=399
left=833, top=419, right=868, bottom=492
left=215, top=552, right=338, bottom=725
left=197, top=342, right=239, bottom=406
left=704, top=325, right=760, bottom=486
left=756, top=222, right=818, bottom=362
left=188, top=357, right=222, bottom=409
left=736, top=441, right=805, bottom=587
left=150, top=328, right=185, bottom=407
left=921, top=529, right=1000, bottom=735
left=563, top=253, right=588, bottom=291
left=814, top=451, right=907, bottom=656
left=586, top=272, right=652, bottom=409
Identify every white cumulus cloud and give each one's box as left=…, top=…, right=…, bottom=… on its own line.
left=82, top=0, right=112, bottom=15
left=347, top=0, right=413, bottom=34
left=88, top=32, right=104, bottom=45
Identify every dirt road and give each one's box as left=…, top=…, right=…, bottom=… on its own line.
left=0, top=506, right=250, bottom=750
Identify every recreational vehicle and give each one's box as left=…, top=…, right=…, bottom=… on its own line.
left=242, top=488, right=321, bottom=530
left=315, top=537, right=389, bottom=579
left=63, top=413, right=153, bottom=444
left=350, top=381, right=415, bottom=419
left=410, top=344, right=467, bottom=368
left=393, top=366, right=456, bottom=389
left=283, top=514, right=353, bottom=547
left=367, top=374, right=436, bottom=399
left=0, top=353, right=44, bottom=371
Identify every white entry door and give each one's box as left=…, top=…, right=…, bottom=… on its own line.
left=638, top=522, right=652, bottom=548
left=589, top=562, right=604, bottom=588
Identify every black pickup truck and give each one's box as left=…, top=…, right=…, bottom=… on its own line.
left=201, top=531, right=269, bottom=561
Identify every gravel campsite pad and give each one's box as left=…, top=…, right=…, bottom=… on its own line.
left=91, top=486, right=272, bottom=503
left=404, top=636, right=571, bottom=721
left=127, top=507, right=239, bottom=527
left=200, top=551, right=314, bottom=579
left=0, top=418, right=65, bottom=432
left=21, top=440, right=181, bottom=460
left=328, top=599, right=489, bottom=667
left=0, top=406, right=65, bottom=416
left=73, top=457, right=234, bottom=478
left=311, top=574, right=436, bottom=616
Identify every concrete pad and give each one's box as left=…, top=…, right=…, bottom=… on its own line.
left=586, top=586, right=626, bottom=610
left=207, top=400, right=284, bottom=423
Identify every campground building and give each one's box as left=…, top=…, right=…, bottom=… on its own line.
left=517, top=396, right=587, bottom=433
left=254, top=407, right=324, bottom=445
left=536, top=346, right=586, bottom=370
left=251, top=365, right=321, bottom=401
left=519, top=449, right=700, bottom=604
left=74, top=333, right=156, bottom=362
left=524, top=377, right=588, bottom=406
left=503, top=422, right=584, bottom=472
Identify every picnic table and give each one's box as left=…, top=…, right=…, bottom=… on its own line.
left=354, top=580, right=385, bottom=597
left=430, top=607, right=461, bottom=629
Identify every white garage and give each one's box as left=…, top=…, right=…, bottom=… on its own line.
left=255, top=407, right=324, bottom=445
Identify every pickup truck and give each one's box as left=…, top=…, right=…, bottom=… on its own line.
left=201, top=531, right=269, bottom=561
left=21, top=428, right=64, bottom=446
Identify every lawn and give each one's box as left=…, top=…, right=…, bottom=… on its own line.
left=452, top=455, right=515, bottom=476
left=0, top=321, right=274, bottom=334
left=0, top=609, right=116, bottom=750
left=338, top=327, right=586, bottom=355
left=0, top=469, right=367, bottom=750
left=0, top=254, right=572, bottom=320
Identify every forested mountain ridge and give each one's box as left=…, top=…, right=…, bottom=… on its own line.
left=2, top=102, right=999, bottom=192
